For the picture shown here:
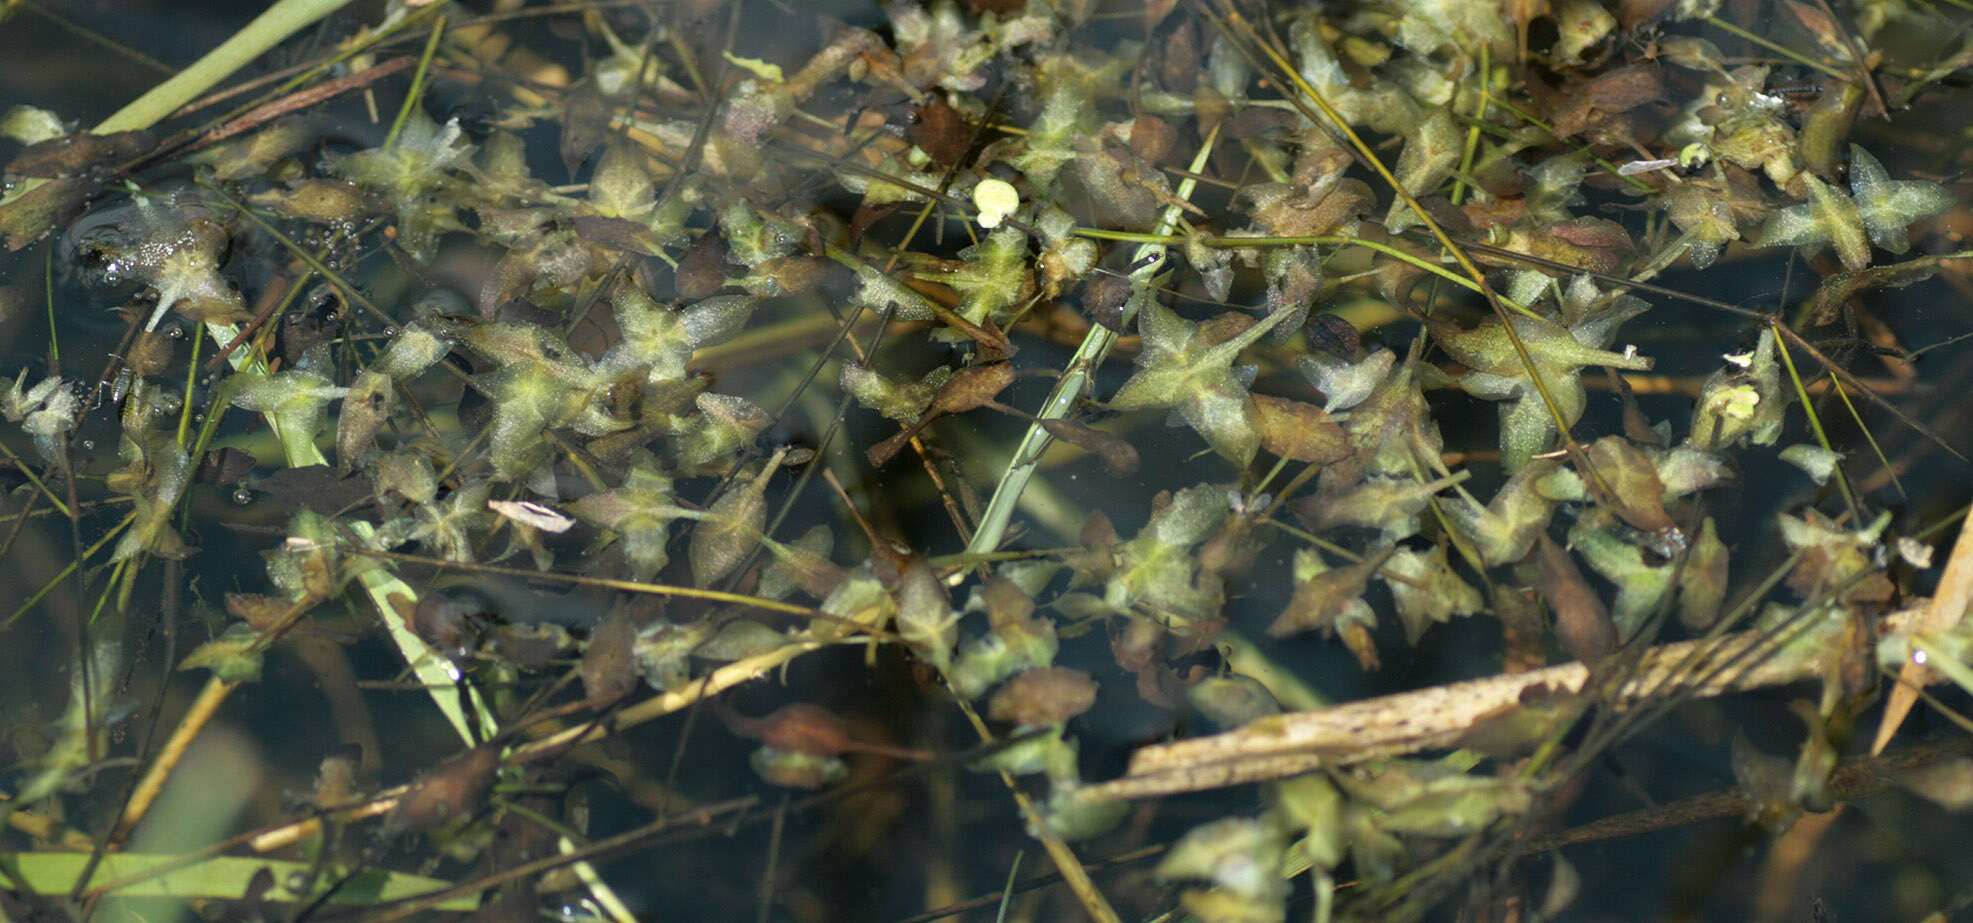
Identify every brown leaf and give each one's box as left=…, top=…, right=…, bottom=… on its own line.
left=1304, top=313, right=1362, bottom=360
left=568, top=215, right=660, bottom=256
left=989, top=667, right=1099, bottom=725
left=388, top=746, right=499, bottom=833
left=907, top=95, right=971, bottom=166
left=126, top=329, right=176, bottom=377
left=581, top=610, right=639, bottom=707
left=1582, top=435, right=1676, bottom=536
left=724, top=703, right=856, bottom=757
left=1493, top=583, right=1549, bottom=673
left=559, top=86, right=613, bottom=179
left=868, top=363, right=1017, bottom=467
left=0, top=175, right=100, bottom=251
left=1246, top=394, right=1350, bottom=463
left=336, top=370, right=394, bottom=471
left=224, top=593, right=293, bottom=633
left=675, top=229, right=733, bottom=301
left=1154, top=16, right=1201, bottom=96
left=1541, top=65, right=1664, bottom=138
left=1535, top=534, right=1615, bottom=663
left=1267, top=551, right=1386, bottom=638
left=981, top=575, right=1036, bottom=633
left=931, top=361, right=1016, bottom=414
left=1129, top=115, right=1179, bottom=166
left=1039, top=418, right=1140, bottom=476
left=1780, top=0, right=1848, bottom=55
left=1587, top=64, right=1665, bottom=112
left=750, top=255, right=833, bottom=296
left=7, top=131, right=154, bottom=178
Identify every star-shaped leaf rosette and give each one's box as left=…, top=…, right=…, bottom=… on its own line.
left=1107, top=300, right=1292, bottom=467
left=1754, top=146, right=1953, bottom=271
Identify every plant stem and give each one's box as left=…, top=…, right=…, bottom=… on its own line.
left=95, top=0, right=360, bottom=135
left=965, top=126, right=1221, bottom=557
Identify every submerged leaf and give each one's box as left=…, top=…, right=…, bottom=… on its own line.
left=1847, top=146, right=1953, bottom=256
left=1109, top=301, right=1291, bottom=465
left=1268, top=547, right=1388, bottom=640
left=689, top=450, right=785, bottom=588
left=1754, top=171, right=1869, bottom=271
left=895, top=558, right=959, bottom=672
left=1382, top=545, right=1482, bottom=642
left=989, top=666, right=1098, bottom=726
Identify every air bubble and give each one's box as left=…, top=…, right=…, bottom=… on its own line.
left=232, top=487, right=255, bottom=505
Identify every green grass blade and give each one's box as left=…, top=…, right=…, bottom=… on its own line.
left=0, top=851, right=474, bottom=910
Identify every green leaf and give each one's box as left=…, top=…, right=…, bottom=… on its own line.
left=178, top=624, right=265, bottom=683
left=1431, top=311, right=1653, bottom=469
left=1753, top=148, right=1946, bottom=271
left=1847, top=145, right=1954, bottom=256
left=1156, top=817, right=1291, bottom=900
left=1382, top=545, right=1482, bottom=642
left=0, top=851, right=473, bottom=909
left=589, top=140, right=655, bottom=222
left=1108, top=302, right=1291, bottom=465
left=941, top=226, right=1032, bottom=325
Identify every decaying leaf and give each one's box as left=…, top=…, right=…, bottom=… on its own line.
left=988, top=666, right=1098, bottom=726
left=1536, top=533, right=1616, bottom=662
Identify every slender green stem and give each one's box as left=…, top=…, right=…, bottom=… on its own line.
left=383, top=14, right=448, bottom=149
left=95, top=0, right=359, bottom=134
left=1704, top=15, right=1849, bottom=79
left=1072, top=229, right=1544, bottom=320
left=966, top=127, right=1222, bottom=556
left=1451, top=43, right=1489, bottom=206
left=0, top=439, right=69, bottom=518
left=42, top=248, right=59, bottom=364
left=1, top=513, right=133, bottom=630
left=1824, top=371, right=1904, bottom=497
left=1476, top=89, right=1656, bottom=193
left=1770, top=319, right=1862, bottom=521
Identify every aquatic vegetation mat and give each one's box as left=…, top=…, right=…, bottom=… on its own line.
left=1, top=0, right=1973, bottom=918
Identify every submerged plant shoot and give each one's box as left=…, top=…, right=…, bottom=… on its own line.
left=4, top=0, right=1973, bottom=918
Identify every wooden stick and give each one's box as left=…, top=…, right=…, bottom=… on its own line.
left=1084, top=610, right=1927, bottom=800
